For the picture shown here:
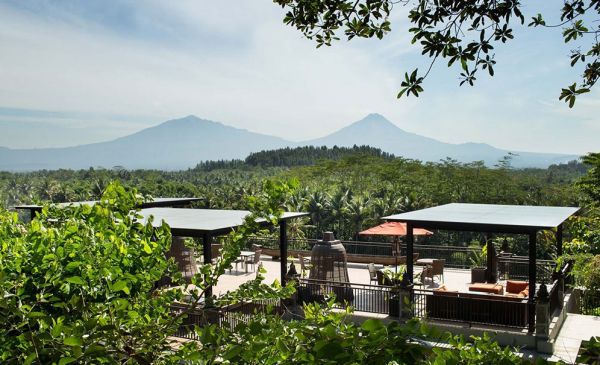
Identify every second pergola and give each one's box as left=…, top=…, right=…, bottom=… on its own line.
left=383, top=203, right=579, bottom=333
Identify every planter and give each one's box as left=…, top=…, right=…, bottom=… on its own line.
left=388, top=293, right=400, bottom=317
left=471, top=267, right=486, bottom=283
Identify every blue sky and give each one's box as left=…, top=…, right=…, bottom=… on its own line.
left=0, top=0, right=598, bottom=155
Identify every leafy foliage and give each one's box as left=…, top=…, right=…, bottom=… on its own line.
left=577, top=152, right=600, bottom=210
left=274, top=0, right=600, bottom=107
left=577, top=336, right=600, bottom=364
left=0, top=180, right=298, bottom=363
left=0, top=150, right=587, bottom=243
left=0, top=182, right=185, bottom=363
left=194, top=298, right=535, bottom=365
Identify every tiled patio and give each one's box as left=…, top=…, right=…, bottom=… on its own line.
left=212, top=254, right=475, bottom=297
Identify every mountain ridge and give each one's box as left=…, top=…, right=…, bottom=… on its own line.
left=0, top=114, right=579, bottom=171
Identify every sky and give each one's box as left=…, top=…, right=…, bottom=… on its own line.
left=0, top=0, right=598, bottom=155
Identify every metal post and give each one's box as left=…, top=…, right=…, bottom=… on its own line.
left=280, top=220, right=288, bottom=285
left=406, top=222, right=414, bottom=284
left=486, top=232, right=494, bottom=282
left=203, top=233, right=212, bottom=299
left=528, top=230, right=537, bottom=333
left=556, top=224, right=563, bottom=257
left=30, top=207, right=42, bottom=221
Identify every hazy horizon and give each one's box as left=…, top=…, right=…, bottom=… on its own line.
left=0, top=1, right=598, bottom=155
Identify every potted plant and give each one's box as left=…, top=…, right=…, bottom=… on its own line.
left=469, top=244, right=487, bottom=283
left=383, top=266, right=406, bottom=317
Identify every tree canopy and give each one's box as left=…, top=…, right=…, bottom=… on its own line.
left=273, top=0, right=600, bottom=107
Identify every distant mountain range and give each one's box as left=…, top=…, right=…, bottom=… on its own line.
left=0, top=114, right=579, bottom=171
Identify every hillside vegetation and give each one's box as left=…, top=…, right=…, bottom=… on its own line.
left=0, top=146, right=587, bottom=242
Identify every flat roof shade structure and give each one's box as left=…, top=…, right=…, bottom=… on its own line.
left=383, top=203, right=580, bottom=233
left=13, top=197, right=203, bottom=210
left=140, top=208, right=308, bottom=236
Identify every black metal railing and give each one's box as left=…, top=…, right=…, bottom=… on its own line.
left=399, top=244, right=478, bottom=268
left=248, top=237, right=481, bottom=268
left=171, top=299, right=283, bottom=340
left=548, top=279, right=562, bottom=315
left=297, top=278, right=392, bottom=314
left=413, top=288, right=529, bottom=328
left=297, top=278, right=530, bottom=328
left=247, top=237, right=557, bottom=276
left=579, top=291, right=600, bottom=316
left=497, top=256, right=556, bottom=282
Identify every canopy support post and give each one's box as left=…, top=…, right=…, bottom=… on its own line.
left=406, top=222, right=414, bottom=284
left=528, top=230, right=537, bottom=333
left=486, top=233, right=494, bottom=282
left=556, top=224, right=563, bottom=257
left=203, top=233, right=213, bottom=299
left=280, top=220, right=288, bottom=285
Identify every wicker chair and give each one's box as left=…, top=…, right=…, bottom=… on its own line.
left=422, top=259, right=445, bottom=284
left=368, top=263, right=378, bottom=285
left=168, top=236, right=197, bottom=284
left=248, top=249, right=262, bottom=272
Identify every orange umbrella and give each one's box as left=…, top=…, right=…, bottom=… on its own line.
left=359, top=222, right=433, bottom=237
left=360, top=222, right=433, bottom=274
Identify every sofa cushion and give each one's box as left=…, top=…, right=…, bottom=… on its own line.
left=469, top=283, right=504, bottom=295
left=506, top=280, right=529, bottom=294
left=519, top=289, right=529, bottom=297
left=433, top=287, right=459, bottom=296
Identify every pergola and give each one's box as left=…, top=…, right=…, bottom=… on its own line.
left=14, top=197, right=203, bottom=220
left=383, top=203, right=580, bottom=333
left=140, top=208, right=309, bottom=297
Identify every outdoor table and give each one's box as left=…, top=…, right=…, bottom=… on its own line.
left=416, top=258, right=434, bottom=266
left=240, top=251, right=255, bottom=272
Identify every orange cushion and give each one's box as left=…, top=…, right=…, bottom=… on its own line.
left=436, top=285, right=447, bottom=291
left=506, top=280, right=529, bottom=294
left=468, top=283, right=503, bottom=295
left=519, top=289, right=529, bottom=297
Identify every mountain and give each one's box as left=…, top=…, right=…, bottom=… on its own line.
left=0, top=116, right=289, bottom=171
left=0, top=113, right=578, bottom=171
left=301, top=113, right=578, bottom=168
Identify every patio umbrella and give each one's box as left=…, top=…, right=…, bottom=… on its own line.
left=359, top=222, right=433, bottom=237
left=359, top=222, right=433, bottom=274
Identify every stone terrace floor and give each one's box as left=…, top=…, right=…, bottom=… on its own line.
left=213, top=254, right=481, bottom=296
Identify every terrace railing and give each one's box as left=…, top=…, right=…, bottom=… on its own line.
left=248, top=237, right=482, bottom=268
left=171, top=299, right=283, bottom=340
left=412, top=288, right=529, bottom=328
left=247, top=237, right=557, bottom=275
left=497, top=256, right=556, bottom=282
left=297, top=278, right=392, bottom=314
left=296, top=278, right=530, bottom=328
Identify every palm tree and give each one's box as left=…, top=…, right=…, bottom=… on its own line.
left=329, top=189, right=349, bottom=237
left=346, top=196, right=370, bottom=240
left=306, top=191, right=329, bottom=234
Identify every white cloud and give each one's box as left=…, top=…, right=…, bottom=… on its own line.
left=0, top=1, right=597, bottom=154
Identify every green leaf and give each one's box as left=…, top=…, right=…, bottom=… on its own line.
left=112, top=280, right=130, bottom=295
left=361, top=318, right=384, bottom=332
left=66, top=276, right=85, bottom=285
left=24, top=352, right=37, bottom=365
left=59, top=357, right=77, bottom=365
left=64, top=336, right=83, bottom=346
left=142, top=242, right=152, bottom=254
